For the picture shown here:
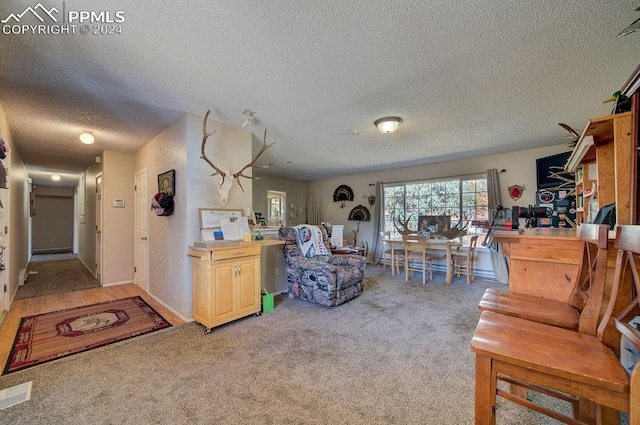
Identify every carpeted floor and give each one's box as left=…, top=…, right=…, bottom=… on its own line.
left=15, top=259, right=100, bottom=300
left=0, top=266, right=627, bottom=424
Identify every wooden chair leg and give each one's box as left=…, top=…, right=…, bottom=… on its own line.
left=475, top=355, right=497, bottom=425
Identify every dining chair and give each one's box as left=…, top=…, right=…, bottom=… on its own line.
left=380, top=231, right=403, bottom=275
left=451, top=235, right=479, bottom=284
left=402, top=234, right=435, bottom=285
left=471, top=224, right=640, bottom=424
left=478, top=223, right=609, bottom=332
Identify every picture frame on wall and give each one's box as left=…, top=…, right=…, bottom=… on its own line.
left=158, top=169, right=175, bottom=195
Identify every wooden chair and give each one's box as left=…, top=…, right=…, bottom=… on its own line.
left=451, top=235, right=479, bottom=284
left=471, top=225, right=640, bottom=425
left=403, top=234, right=436, bottom=284
left=380, top=231, right=403, bottom=275
left=632, top=363, right=640, bottom=423
left=478, top=223, right=609, bottom=332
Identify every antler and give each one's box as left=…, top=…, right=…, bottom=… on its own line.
left=201, top=110, right=227, bottom=188
left=393, top=214, right=416, bottom=235
left=232, top=128, right=275, bottom=192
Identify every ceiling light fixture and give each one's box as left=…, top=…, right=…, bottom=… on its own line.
left=241, top=109, right=255, bottom=129
left=51, top=174, right=61, bottom=181
left=374, top=116, right=403, bottom=133
left=79, top=132, right=95, bottom=144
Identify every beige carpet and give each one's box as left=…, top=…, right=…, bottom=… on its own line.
left=0, top=266, right=628, bottom=424
left=15, top=259, right=100, bottom=300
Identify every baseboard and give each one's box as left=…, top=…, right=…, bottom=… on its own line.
left=31, top=248, right=73, bottom=254
left=102, top=280, right=133, bottom=287
left=145, top=291, right=191, bottom=323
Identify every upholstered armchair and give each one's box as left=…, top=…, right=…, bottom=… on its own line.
left=278, top=226, right=365, bottom=306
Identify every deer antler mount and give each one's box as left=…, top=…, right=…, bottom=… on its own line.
left=201, top=109, right=275, bottom=205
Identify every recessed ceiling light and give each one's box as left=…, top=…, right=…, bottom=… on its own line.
left=80, top=132, right=95, bottom=144
left=374, top=116, right=403, bottom=133
left=51, top=174, right=61, bottom=181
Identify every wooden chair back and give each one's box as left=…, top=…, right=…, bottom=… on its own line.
left=597, top=225, right=640, bottom=357
left=402, top=234, right=433, bottom=284
left=567, top=223, right=610, bottom=336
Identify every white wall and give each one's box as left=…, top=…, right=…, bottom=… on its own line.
left=0, top=101, right=29, bottom=305
left=102, top=150, right=134, bottom=285
left=133, top=113, right=252, bottom=320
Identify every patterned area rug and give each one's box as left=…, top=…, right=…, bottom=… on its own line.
left=3, top=296, right=171, bottom=374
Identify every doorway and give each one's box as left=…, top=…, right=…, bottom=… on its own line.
left=95, top=173, right=102, bottom=283
left=134, top=168, right=149, bottom=292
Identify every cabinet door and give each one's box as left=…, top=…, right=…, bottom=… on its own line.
left=212, top=261, right=236, bottom=322
left=192, top=258, right=212, bottom=325
left=237, top=256, right=260, bottom=315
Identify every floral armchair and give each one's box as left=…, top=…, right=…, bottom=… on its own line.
left=278, top=226, right=365, bottom=306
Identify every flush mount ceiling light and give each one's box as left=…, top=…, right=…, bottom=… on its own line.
left=51, top=174, right=61, bottom=181
left=79, top=132, right=95, bottom=144
left=241, top=109, right=255, bottom=129
left=374, top=116, right=403, bottom=133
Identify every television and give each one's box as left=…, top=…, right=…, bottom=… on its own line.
left=536, top=151, right=572, bottom=189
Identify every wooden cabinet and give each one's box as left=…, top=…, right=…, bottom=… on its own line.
left=189, top=244, right=261, bottom=333
left=566, top=112, right=635, bottom=225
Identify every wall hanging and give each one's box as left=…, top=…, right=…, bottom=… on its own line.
left=348, top=204, right=370, bottom=221
left=201, top=110, right=274, bottom=206
left=151, top=192, right=174, bottom=216
left=333, top=184, right=354, bottom=208
left=508, top=184, right=524, bottom=201
left=158, top=169, right=175, bottom=195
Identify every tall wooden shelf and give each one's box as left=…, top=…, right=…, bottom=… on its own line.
left=565, top=111, right=634, bottom=225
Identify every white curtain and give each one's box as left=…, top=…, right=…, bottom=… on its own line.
left=368, top=182, right=383, bottom=264
left=487, top=169, right=509, bottom=284
left=307, top=182, right=323, bottom=225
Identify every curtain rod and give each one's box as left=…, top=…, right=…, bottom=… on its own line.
left=370, top=169, right=506, bottom=186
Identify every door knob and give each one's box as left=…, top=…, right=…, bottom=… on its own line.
left=141, top=236, right=147, bottom=240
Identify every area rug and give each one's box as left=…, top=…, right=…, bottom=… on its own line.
left=3, top=296, right=171, bottom=374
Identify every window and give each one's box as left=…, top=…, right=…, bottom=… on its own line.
left=383, top=175, right=488, bottom=239
left=267, top=190, right=286, bottom=226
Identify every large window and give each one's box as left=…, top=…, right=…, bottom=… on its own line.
left=383, top=175, right=488, bottom=238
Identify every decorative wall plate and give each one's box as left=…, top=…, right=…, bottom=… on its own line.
left=333, top=185, right=354, bottom=202
left=348, top=204, right=370, bottom=221
left=333, top=185, right=354, bottom=208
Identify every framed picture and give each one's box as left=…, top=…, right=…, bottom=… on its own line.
left=158, top=169, right=175, bottom=195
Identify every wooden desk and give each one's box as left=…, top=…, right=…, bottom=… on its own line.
left=384, top=237, right=462, bottom=284
left=492, top=228, right=620, bottom=303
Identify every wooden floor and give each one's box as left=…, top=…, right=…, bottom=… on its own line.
left=0, top=284, right=185, bottom=371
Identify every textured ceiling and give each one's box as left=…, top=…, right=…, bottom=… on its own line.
left=0, top=1, right=639, bottom=187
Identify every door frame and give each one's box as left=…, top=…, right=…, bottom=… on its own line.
left=95, top=173, right=102, bottom=284
left=134, top=167, right=149, bottom=292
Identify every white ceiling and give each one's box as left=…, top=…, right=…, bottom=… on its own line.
left=1, top=1, right=639, bottom=187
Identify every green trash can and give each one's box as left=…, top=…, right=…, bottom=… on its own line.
left=261, top=284, right=274, bottom=313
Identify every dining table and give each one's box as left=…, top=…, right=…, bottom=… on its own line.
left=383, top=236, right=462, bottom=284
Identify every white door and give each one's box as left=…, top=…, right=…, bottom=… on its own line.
left=95, top=174, right=102, bottom=283
left=134, top=168, right=149, bottom=291
left=0, top=190, right=6, bottom=314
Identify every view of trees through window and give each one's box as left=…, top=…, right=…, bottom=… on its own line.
left=383, top=175, right=488, bottom=238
